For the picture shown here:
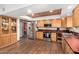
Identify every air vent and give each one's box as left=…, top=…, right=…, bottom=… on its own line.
left=2, top=8, right=5, bottom=11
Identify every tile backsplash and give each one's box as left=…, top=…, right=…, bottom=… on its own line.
left=69, top=27, right=79, bottom=33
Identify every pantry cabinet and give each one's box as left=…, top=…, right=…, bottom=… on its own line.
left=73, top=5, right=79, bottom=26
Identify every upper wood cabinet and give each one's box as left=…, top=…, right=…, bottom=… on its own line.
left=37, top=20, right=44, bottom=28
left=61, top=17, right=67, bottom=27
left=61, top=16, right=73, bottom=27
left=51, top=19, right=61, bottom=27
left=66, top=16, right=73, bottom=27
left=73, top=5, right=79, bottom=26
left=44, top=20, right=51, bottom=24
left=37, top=19, right=61, bottom=28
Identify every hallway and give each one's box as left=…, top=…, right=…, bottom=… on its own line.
left=0, top=38, right=64, bottom=54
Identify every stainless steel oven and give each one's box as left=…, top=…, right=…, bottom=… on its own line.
left=43, top=32, right=51, bottom=41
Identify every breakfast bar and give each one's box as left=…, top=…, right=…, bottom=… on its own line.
left=62, top=33, right=79, bottom=54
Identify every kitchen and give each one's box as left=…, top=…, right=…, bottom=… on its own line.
left=19, top=4, right=79, bottom=54
left=0, top=4, right=79, bottom=54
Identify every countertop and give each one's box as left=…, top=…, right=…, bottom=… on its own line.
left=62, top=33, right=79, bottom=53
left=36, top=30, right=65, bottom=33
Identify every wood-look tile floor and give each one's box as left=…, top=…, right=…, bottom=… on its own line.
left=0, top=38, right=64, bottom=54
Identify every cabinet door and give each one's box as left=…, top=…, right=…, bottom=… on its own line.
left=37, top=20, right=44, bottom=27
left=0, top=34, right=10, bottom=47
left=73, top=5, right=79, bottom=26
left=51, top=33, right=56, bottom=42
left=66, top=16, right=73, bottom=27
left=61, top=17, right=67, bottom=27
left=11, top=33, right=17, bottom=44
left=0, top=38, right=3, bottom=47
left=36, top=32, right=43, bottom=40
left=44, top=20, right=51, bottom=24
left=51, top=19, right=61, bottom=27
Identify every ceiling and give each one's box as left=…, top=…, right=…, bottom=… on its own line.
left=0, top=4, right=77, bottom=19
left=27, top=9, right=62, bottom=18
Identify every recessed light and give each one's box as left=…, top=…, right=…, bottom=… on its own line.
left=67, top=6, right=73, bottom=9
left=49, top=10, right=53, bottom=13
left=32, top=13, right=34, bottom=16
left=27, top=9, right=32, bottom=14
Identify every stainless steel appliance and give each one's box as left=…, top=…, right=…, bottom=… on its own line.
left=43, top=32, right=51, bottom=41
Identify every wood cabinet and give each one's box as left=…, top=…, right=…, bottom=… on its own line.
left=73, top=5, right=79, bottom=26
left=36, top=32, right=43, bottom=40
left=44, top=20, right=51, bottom=24
left=0, top=34, right=11, bottom=47
left=66, top=16, right=73, bottom=27
left=51, top=19, right=61, bottom=27
left=37, top=19, right=61, bottom=28
left=61, top=16, right=73, bottom=27
left=61, top=17, right=67, bottom=27
left=37, top=20, right=44, bottom=27
left=62, top=38, right=73, bottom=54
left=11, top=33, right=17, bottom=43
left=0, top=16, right=17, bottom=48
left=51, top=33, right=56, bottom=42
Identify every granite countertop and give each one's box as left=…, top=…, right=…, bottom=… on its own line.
left=36, top=30, right=65, bottom=33
left=62, top=33, right=79, bottom=53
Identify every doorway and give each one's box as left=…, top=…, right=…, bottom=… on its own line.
left=20, top=19, right=27, bottom=39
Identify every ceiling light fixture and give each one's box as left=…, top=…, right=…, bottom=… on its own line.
left=49, top=10, right=53, bottom=13
left=27, top=9, right=32, bottom=14
left=67, top=6, right=73, bottom=9
left=32, top=13, right=34, bottom=16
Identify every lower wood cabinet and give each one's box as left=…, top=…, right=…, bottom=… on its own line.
left=0, top=33, right=17, bottom=48
left=36, top=32, right=57, bottom=42
left=0, top=34, right=11, bottom=48
left=51, top=33, right=56, bottom=42
left=11, top=33, right=17, bottom=44
left=0, top=37, right=3, bottom=47
left=36, top=32, right=43, bottom=40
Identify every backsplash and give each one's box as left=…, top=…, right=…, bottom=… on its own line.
left=69, top=27, right=79, bottom=33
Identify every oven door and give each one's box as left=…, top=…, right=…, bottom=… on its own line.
left=43, top=32, right=51, bottom=41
